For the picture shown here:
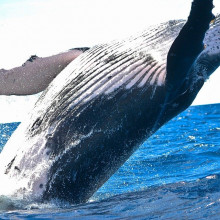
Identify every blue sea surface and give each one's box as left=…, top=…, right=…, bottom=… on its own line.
left=0, top=103, right=220, bottom=219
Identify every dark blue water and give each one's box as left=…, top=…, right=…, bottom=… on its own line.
left=0, top=104, right=220, bottom=219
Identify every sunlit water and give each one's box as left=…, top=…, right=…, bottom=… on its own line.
left=0, top=103, right=219, bottom=219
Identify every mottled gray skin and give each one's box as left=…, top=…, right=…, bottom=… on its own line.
left=0, top=50, right=83, bottom=95
left=0, top=1, right=219, bottom=204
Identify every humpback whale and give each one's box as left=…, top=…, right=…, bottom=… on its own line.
left=0, top=0, right=219, bottom=204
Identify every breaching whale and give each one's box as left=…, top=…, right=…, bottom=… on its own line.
left=0, top=0, right=219, bottom=204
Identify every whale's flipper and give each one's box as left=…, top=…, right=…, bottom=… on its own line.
left=166, top=0, right=215, bottom=92
left=152, top=0, right=218, bottom=132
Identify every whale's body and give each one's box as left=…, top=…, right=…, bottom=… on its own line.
left=0, top=11, right=219, bottom=204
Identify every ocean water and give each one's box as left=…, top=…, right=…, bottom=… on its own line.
left=0, top=103, right=219, bottom=219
